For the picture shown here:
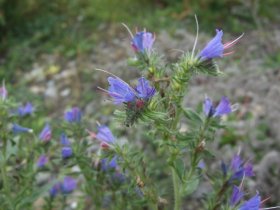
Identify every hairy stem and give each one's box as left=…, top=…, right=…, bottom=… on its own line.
left=172, top=167, right=181, bottom=210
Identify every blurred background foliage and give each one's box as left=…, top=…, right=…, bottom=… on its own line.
left=0, top=0, right=279, bottom=81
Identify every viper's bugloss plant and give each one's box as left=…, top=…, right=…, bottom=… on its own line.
left=1, top=18, right=278, bottom=210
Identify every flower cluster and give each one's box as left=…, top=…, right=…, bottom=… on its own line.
left=49, top=176, right=77, bottom=197
left=198, top=29, right=243, bottom=61
left=64, top=107, right=82, bottom=123
left=221, top=154, right=254, bottom=181
left=104, top=76, right=156, bottom=126
left=18, top=102, right=34, bottom=117
left=60, top=133, right=72, bottom=159
left=203, top=96, right=232, bottom=118
left=230, top=185, right=261, bottom=210
left=131, top=30, right=155, bottom=55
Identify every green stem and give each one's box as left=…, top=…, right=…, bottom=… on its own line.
left=172, top=167, right=181, bottom=210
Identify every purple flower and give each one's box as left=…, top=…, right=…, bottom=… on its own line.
left=18, top=102, right=34, bottom=117
left=49, top=183, right=60, bottom=198
left=198, top=29, right=243, bottom=60
left=239, top=193, right=261, bottom=210
left=203, top=96, right=232, bottom=117
left=96, top=125, right=115, bottom=144
left=0, top=81, right=7, bottom=101
left=112, top=172, right=126, bottom=183
left=230, top=155, right=254, bottom=180
left=60, top=133, right=70, bottom=145
left=106, top=77, right=136, bottom=105
left=61, top=176, right=77, bottom=194
left=198, top=160, right=206, bottom=169
left=37, top=155, right=48, bottom=167
left=12, top=123, right=32, bottom=134
left=131, top=31, right=155, bottom=54
left=39, top=124, right=52, bottom=142
left=230, top=185, right=244, bottom=206
left=61, top=147, right=72, bottom=159
left=135, top=77, right=156, bottom=100
left=101, top=156, right=118, bottom=171
left=64, top=107, right=82, bottom=123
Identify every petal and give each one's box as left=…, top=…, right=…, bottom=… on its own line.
left=214, top=96, right=232, bottom=117
left=135, top=77, right=155, bottom=99
left=96, top=125, right=115, bottom=143
left=230, top=185, right=244, bottom=206
left=203, top=97, right=213, bottom=116
left=199, top=29, right=224, bottom=60
left=108, top=77, right=136, bottom=104
left=239, top=194, right=261, bottom=210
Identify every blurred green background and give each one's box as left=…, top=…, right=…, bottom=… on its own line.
left=0, top=0, right=279, bottom=81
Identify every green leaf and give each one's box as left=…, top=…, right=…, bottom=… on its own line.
left=183, top=108, right=203, bottom=124
left=182, top=176, right=200, bottom=196
left=172, top=159, right=185, bottom=181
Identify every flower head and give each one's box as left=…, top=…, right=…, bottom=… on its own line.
left=131, top=31, right=155, bottom=54
left=37, top=155, right=48, bottom=168
left=49, top=183, right=60, bottom=198
left=0, top=81, right=7, bottom=101
left=61, top=147, right=72, bottom=159
left=12, top=123, right=33, bottom=134
left=203, top=96, right=232, bottom=117
left=18, top=102, right=34, bottom=117
left=135, top=77, right=156, bottom=100
left=198, top=29, right=243, bottom=60
left=96, top=125, right=115, bottom=148
left=239, top=193, right=261, bottom=210
left=101, top=156, right=118, bottom=171
left=64, top=107, right=82, bottom=123
left=230, top=185, right=244, bottom=207
left=61, top=176, right=77, bottom=194
left=60, top=133, right=70, bottom=145
left=39, top=124, right=52, bottom=142
left=230, top=154, right=254, bottom=180
left=107, top=77, right=136, bottom=105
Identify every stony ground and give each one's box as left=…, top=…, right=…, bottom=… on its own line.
left=21, top=24, right=280, bottom=208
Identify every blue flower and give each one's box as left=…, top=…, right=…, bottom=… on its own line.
left=0, top=81, right=7, bottom=101
left=96, top=125, right=115, bottom=144
left=12, top=123, right=32, bottom=134
left=203, top=96, right=232, bottom=117
left=107, top=77, right=136, bottom=105
left=61, top=147, right=72, bottom=159
left=49, top=183, right=60, bottom=198
left=239, top=194, right=261, bottom=210
left=131, top=31, right=155, bottom=54
left=61, top=176, right=77, bottom=194
left=198, top=29, right=243, bottom=60
left=64, top=107, right=82, bottom=123
left=101, top=156, right=118, bottom=171
left=18, top=102, right=34, bottom=117
left=230, top=185, right=244, bottom=206
left=39, top=124, right=52, bottom=142
left=221, top=154, right=254, bottom=181
left=198, top=160, right=206, bottom=169
left=112, top=172, right=126, bottom=183
left=37, top=155, right=48, bottom=168
left=60, top=133, right=70, bottom=145
left=230, top=155, right=254, bottom=180
left=135, top=77, right=156, bottom=100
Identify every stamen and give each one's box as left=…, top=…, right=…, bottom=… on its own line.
left=191, top=14, right=199, bottom=58
left=121, top=23, right=134, bottom=39
left=261, top=207, right=280, bottom=210
left=223, top=51, right=235, bottom=56
left=95, top=68, right=137, bottom=94
left=224, top=33, right=244, bottom=49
